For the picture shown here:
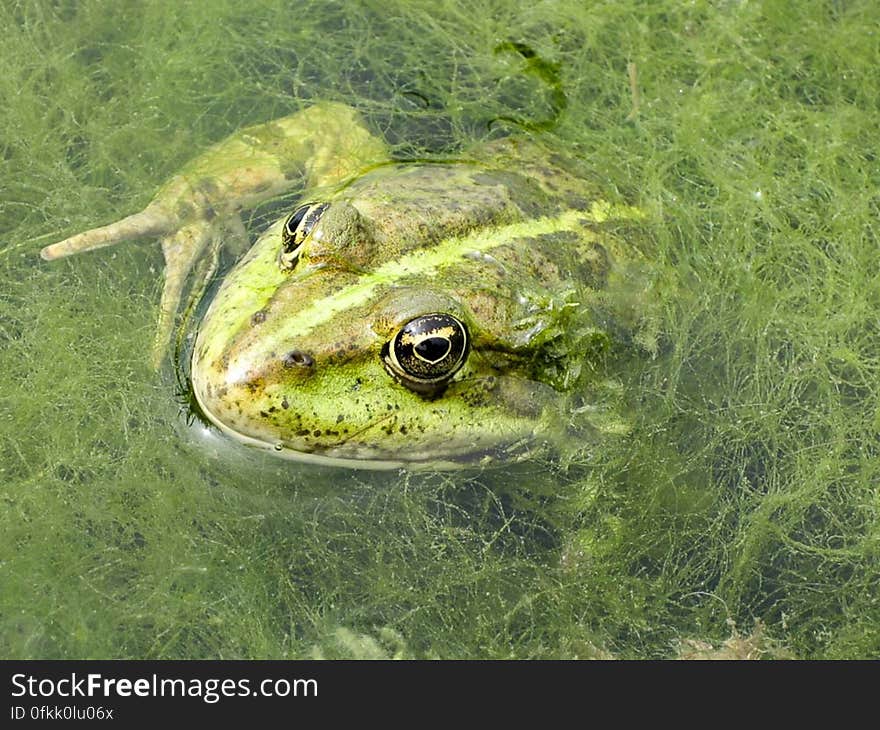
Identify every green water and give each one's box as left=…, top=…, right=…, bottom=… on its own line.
left=2, top=0, right=879, bottom=659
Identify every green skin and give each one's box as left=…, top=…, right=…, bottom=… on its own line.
left=42, top=103, right=655, bottom=469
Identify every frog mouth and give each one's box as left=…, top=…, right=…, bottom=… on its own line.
left=202, top=412, right=470, bottom=471
left=189, top=381, right=471, bottom=470
left=190, top=376, right=534, bottom=470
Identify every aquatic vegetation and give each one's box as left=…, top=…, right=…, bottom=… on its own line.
left=1, top=0, right=879, bottom=658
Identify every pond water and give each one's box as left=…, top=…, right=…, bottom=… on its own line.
left=2, top=0, right=878, bottom=659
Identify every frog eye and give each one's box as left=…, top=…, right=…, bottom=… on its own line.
left=279, top=202, right=328, bottom=270
left=382, top=313, right=469, bottom=395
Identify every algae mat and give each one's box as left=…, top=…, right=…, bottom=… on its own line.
left=2, top=0, right=878, bottom=659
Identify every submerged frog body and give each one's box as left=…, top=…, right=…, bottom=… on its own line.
left=42, top=103, right=658, bottom=468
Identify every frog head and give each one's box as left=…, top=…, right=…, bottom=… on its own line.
left=189, top=164, right=617, bottom=468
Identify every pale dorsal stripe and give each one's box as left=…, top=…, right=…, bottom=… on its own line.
left=275, top=203, right=634, bottom=341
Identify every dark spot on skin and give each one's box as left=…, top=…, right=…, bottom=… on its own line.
left=268, top=406, right=277, bottom=413
left=196, top=178, right=220, bottom=197
left=313, top=430, right=322, bottom=437
left=400, top=425, right=408, bottom=434
left=260, top=410, right=269, bottom=418
left=336, top=414, right=344, bottom=424
left=281, top=398, right=290, bottom=409
left=282, top=350, right=314, bottom=368
left=548, top=153, right=581, bottom=172
left=175, top=200, right=196, bottom=219
left=296, top=429, right=310, bottom=436
left=251, top=310, right=267, bottom=325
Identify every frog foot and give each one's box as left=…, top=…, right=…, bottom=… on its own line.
left=41, top=204, right=242, bottom=368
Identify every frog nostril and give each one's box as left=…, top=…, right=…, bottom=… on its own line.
left=282, top=350, right=314, bottom=368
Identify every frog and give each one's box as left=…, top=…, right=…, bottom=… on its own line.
left=41, top=102, right=659, bottom=469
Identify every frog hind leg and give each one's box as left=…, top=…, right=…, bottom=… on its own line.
left=151, top=218, right=223, bottom=369
left=39, top=205, right=173, bottom=261
left=41, top=102, right=388, bottom=368
left=161, top=217, right=242, bottom=369
left=41, top=204, right=225, bottom=370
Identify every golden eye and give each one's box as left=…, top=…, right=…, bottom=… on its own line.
left=382, top=313, right=469, bottom=395
left=279, top=202, right=328, bottom=270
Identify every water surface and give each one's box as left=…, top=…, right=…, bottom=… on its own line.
left=2, top=0, right=879, bottom=659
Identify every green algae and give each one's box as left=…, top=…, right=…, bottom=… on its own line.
left=2, top=0, right=879, bottom=659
